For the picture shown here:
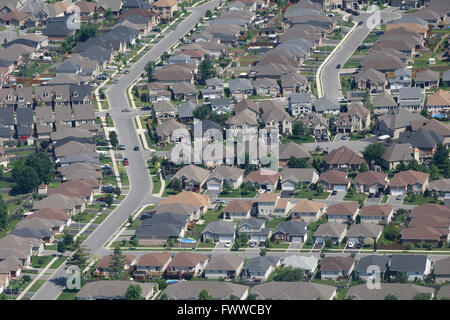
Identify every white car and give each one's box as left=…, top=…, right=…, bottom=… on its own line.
left=258, top=189, right=265, bottom=193
left=224, top=241, right=232, bottom=248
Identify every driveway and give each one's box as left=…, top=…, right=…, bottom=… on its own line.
left=287, top=242, right=303, bottom=251
left=328, top=191, right=346, bottom=201
left=213, top=242, right=231, bottom=252
left=366, top=196, right=381, bottom=204
left=280, top=191, right=294, bottom=199
left=388, top=195, right=403, bottom=206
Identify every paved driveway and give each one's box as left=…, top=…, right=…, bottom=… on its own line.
left=366, top=196, right=381, bottom=204
left=388, top=195, right=404, bottom=206
left=328, top=191, right=346, bottom=201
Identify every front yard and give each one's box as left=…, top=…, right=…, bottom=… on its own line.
left=293, top=189, right=330, bottom=199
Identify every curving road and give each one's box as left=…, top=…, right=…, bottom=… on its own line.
left=320, top=7, right=402, bottom=102
left=32, top=0, right=220, bottom=300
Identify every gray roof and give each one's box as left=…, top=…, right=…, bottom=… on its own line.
left=381, top=143, right=415, bottom=162
left=76, top=281, right=154, bottom=300
left=377, top=107, right=426, bottom=131
left=206, top=77, right=223, bottom=88
left=177, top=101, right=197, bottom=118
left=282, top=168, right=317, bottom=184
left=163, top=281, right=248, bottom=300
left=239, top=218, right=265, bottom=230
left=355, top=255, right=391, bottom=273
left=282, top=254, right=319, bottom=271
left=32, top=193, right=84, bottom=211
left=244, top=255, right=280, bottom=273
left=427, top=179, right=450, bottom=193
left=73, top=104, right=95, bottom=121
left=415, top=69, right=440, bottom=82
left=399, top=87, right=424, bottom=100
left=433, top=257, right=450, bottom=276
left=154, top=203, right=200, bottom=216
left=9, top=227, right=53, bottom=240
left=373, top=92, right=397, bottom=108
left=437, top=284, right=450, bottom=300
left=205, top=254, right=244, bottom=271
left=135, top=223, right=183, bottom=238
left=313, top=96, right=339, bottom=112
left=399, top=128, right=445, bottom=149
left=389, top=255, right=429, bottom=273
left=314, top=222, right=347, bottom=238
left=202, top=220, right=236, bottom=236
left=347, top=283, right=434, bottom=300
left=228, top=78, right=253, bottom=93
left=279, top=142, right=310, bottom=160
left=172, top=164, right=210, bottom=184
left=347, top=224, right=383, bottom=239
left=442, top=70, right=450, bottom=82
left=274, top=220, right=307, bottom=237
left=0, top=106, right=14, bottom=125
left=289, top=92, right=312, bottom=104
left=16, top=107, right=33, bottom=124
left=252, top=281, right=336, bottom=300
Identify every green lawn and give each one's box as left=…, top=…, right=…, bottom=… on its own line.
left=219, top=187, right=257, bottom=198
left=381, top=195, right=389, bottom=204
left=57, top=289, right=79, bottom=300
left=265, top=217, right=288, bottom=231
left=343, top=191, right=367, bottom=203
left=49, top=256, right=68, bottom=269
left=293, top=190, right=330, bottom=199
left=29, top=280, right=46, bottom=293
left=72, top=211, right=96, bottom=223
left=31, top=255, right=54, bottom=269
left=152, top=175, right=161, bottom=194
left=403, top=194, right=442, bottom=206
left=93, top=213, right=108, bottom=225
left=281, top=135, right=315, bottom=144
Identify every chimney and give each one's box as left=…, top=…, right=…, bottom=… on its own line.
left=412, top=148, right=420, bottom=161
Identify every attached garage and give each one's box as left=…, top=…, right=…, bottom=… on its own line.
left=282, top=181, right=295, bottom=191
left=291, top=236, right=303, bottom=243
left=218, top=236, right=233, bottom=243
left=333, top=185, right=347, bottom=192
left=391, top=189, right=405, bottom=196
left=369, top=186, right=377, bottom=194
left=316, top=237, right=324, bottom=244
left=207, top=183, right=221, bottom=191
left=444, top=192, right=450, bottom=199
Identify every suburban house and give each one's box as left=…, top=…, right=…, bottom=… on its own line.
left=290, top=199, right=326, bottom=223
left=201, top=220, right=236, bottom=244
left=93, top=254, right=136, bottom=278
left=434, top=257, right=450, bottom=284
left=251, top=282, right=337, bottom=300
left=282, top=255, right=319, bottom=275
left=152, top=100, right=178, bottom=123
left=222, top=200, right=253, bottom=220
left=327, top=202, right=359, bottom=224
left=256, top=193, right=279, bottom=218
left=204, top=254, right=244, bottom=279
left=273, top=220, right=308, bottom=243
left=354, top=255, right=391, bottom=281
left=428, top=179, right=450, bottom=200
left=314, top=222, right=347, bottom=245
left=159, top=191, right=210, bottom=214
left=426, top=90, right=450, bottom=115
left=245, top=168, right=281, bottom=191
left=372, top=92, right=397, bottom=115
left=76, top=281, right=154, bottom=300
left=414, top=69, right=440, bottom=89
left=346, top=283, right=435, bottom=300
left=320, top=256, right=355, bottom=280
left=335, top=102, right=370, bottom=133
left=346, top=224, right=383, bottom=245
left=388, top=255, right=432, bottom=281
left=279, top=142, right=310, bottom=167
left=398, top=128, right=445, bottom=158
left=323, top=146, right=365, bottom=171
left=228, top=78, right=254, bottom=101
left=398, top=87, right=424, bottom=112
left=206, top=165, right=244, bottom=193
left=133, top=252, right=172, bottom=279
left=135, top=213, right=189, bottom=245
left=163, top=281, right=249, bottom=300
left=381, top=143, right=420, bottom=171
left=171, top=164, right=210, bottom=192
left=238, top=218, right=272, bottom=244
left=280, top=168, right=319, bottom=192
left=353, top=171, right=389, bottom=195
left=242, top=256, right=281, bottom=282
left=299, top=112, right=329, bottom=137
left=317, top=170, right=351, bottom=192
left=165, top=252, right=209, bottom=279
left=389, top=170, right=430, bottom=196
left=375, top=107, right=426, bottom=139
left=288, top=92, right=313, bottom=116
left=359, top=204, right=395, bottom=225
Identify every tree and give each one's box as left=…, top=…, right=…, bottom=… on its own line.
left=66, top=244, right=90, bottom=270
left=383, top=222, right=401, bottom=241
left=362, top=143, right=386, bottom=165
left=114, top=187, right=121, bottom=197
left=288, top=156, right=308, bottom=168
left=413, top=292, right=432, bottom=300
left=395, top=271, right=408, bottom=283
left=25, top=152, right=54, bottom=184
left=198, top=59, right=216, bottom=85
left=205, top=9, right=213, bottom=18
left=384, top=294, right=398, bottom=300
left=109, top=245, right=128, bottom=279
left=125, top=284, right=142, bottom=300
left=260, top=248, right=267, bottom=256
left=199, top=289, right=213, bottom=300
left=192, top=104, right=211, bottom=120
left=145, top=61, right=155, bottom=82
left=324, top=239, right=333, bottom=248
left=159, top=293, right=168, bottom=300
left=57, top=241, right=66, bottom=254
left=246, top=293, right=258, bottom=300
left=359, top=162, right=369, bottom=172
left=433, top=144, right=450, bottom=178
left=0, top=195, right=7, bottom=231
left=63, top=233, right=75, bottom=250
left=105, top=194, right=114, bottom=207
left=109, top=131, right=118, bottom=148
left=273, top=266, right=304, bottom=281
left=12, top=163, right=40, bottom=193
left=292, top=121, right=308, bottom=137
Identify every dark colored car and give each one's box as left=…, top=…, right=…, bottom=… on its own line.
left=331, top=190, right=337, bottom=196
left=336, top=64, right=342, bottom=69
left=141, top=105, right=151, bottom=111
left=133, top=146, right=139, bottom=151
left=96, top=141, right=109, bottom=146
left=368, top=193, right=373, bottom=198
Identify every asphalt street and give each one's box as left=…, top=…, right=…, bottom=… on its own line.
left=320, top=8, right=402, bottom=101
left=31, top=0, right=220, bottom=300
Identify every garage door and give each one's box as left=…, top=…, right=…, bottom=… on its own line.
left=282, top=183, right=295, bottom=191
left=208, top=184, right=221, bottom=191
left=391, top=189, right=405, bottom=196
left=291, top=237, right=303, bottom=243
left=333, top=185, right=347, bottom=191
left=369, top=187, right=377, bottom=194
left=444, top=192, right=450, bottom=199
left=219, top=236, right=233, bottom=243
left=316, top=237, right=324, bottom=244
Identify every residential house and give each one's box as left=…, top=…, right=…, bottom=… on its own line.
left=426, top=90, right=450, bottom=115
left=359, top=204, right=394, bottom=225
left=171, top=81, right=198, bottom=102
left=327, top=202, right=359, bottom=224
left=381, top=143, right=420, bottom=171
left=273, top=220, right=308, bottom=243
left=177, top=101, right=196, bottom=122
left=223, top=200, right=253, bottom=220
left=323, top=146, right=365, bottom=171
left=73, top=104, right=95, bottom=127
left=171, top=164, right=210, bottom=192
left=153, top=202, right=201, bottom=221
left=238, top=218, right=272, bottom=243
left=209, top=97, right=231, bottom=114
left=375, top=107, right=426, bottom=139
left=155, top=119, right=187, bottom=143
left=299, top=112, right=329, bottom=137
left=353, top=171, right=389, bottom=195
left=206, top=166, right=244, bottom=193
left=166, top=252, right=209, bottom=279
left=32, top=193, right=85, bottom=216
left=256, top=192, right=279, bottom=218
left=314, top=222, right=347, bottom=244
left=288, top=92, right=312, bottom=116
left=252, top=282, right=337, bottom=300
left=133, top=252, right=172, bottom=279
left=245, top=168, right=281, bottom=192
left=93, top=254, right=136, bottom=277
left=159, top=191, right=210, bottom=214
left=152, top=0, right=177, bottom=22
left=389, top=170, right=429, bottom=196
left=388, top=255, right=432, bottom=281
left=354, top=255, right=391, bottom=281
left=253, top=78, right=280, bottom=97
left=317, top=170, right=350, bottom=192
left=428, top=179, right=450, bottom=200
left=259, top=100, right=292, bottom=135
left=290, top=199, right=326, bottom=223
left=282, top=255, right=319, bottom=275
left=152, top=100, right=177, bottom=123
left=201, top=220, right=236, bottom=243
left=354, top=68, right=386, bottom=92
left=228, top=78, right=254, bottom=101
left=76, top=280, right=154, bottom=300
left=279, top=142, right=310, bottom=167
left=399, top=128, right=445, bottom=158
left=201, top=88, right=224, bottom=102
left=280, top=168, right=319, bottom=192
left=415, top=69, right=440, bottom=89
left=433, top=257, right=450, bottom=284
left=346, top=223, right=383, bottom=245
left=313, top=96, right=340, bottom=115
left=225, top=109, right=258, bottom=139
left=204, top=254, right=244, bottom=279
left=398, top=87, right=424, bottom=112
left=135, top=213, right=189, bottom=244
left=320, top=256, right=355, bottom=280
left=372, top=92, right=397, bottom=115
left=280, top=72, right=307, bottom=96
left=346, top=283, right=435, bottom=300
left=163, top=281, right=249, bottom=300
left=335, top=102, right=370, bottom=133
left=242, top=256, right=281, bottom=282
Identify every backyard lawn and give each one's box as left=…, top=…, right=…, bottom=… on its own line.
left=31, top=255, right=54, bottom=269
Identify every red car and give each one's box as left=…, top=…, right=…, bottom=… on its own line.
left=123, top=158, right=129, bottom=166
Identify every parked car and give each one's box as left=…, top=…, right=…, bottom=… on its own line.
left=315, top=133, right=321, bottom=140
left=341, top=134, right=349, bottom=140
left=375, top=192, right=380, bottom=198
left=396, top=196, right=402, bottom=200
left=141, top=105, right=151, bottom=111
left=258, top=189, right=265, bottom=193
left=249, top=241, right=257, bottom=248
left=121, top=108, right=130, bottom=112
left=102, top=185, right=115, bottom=193
left=331, top=190, right=337, bottom=196
left=124, top=70, right=129, bottom=74
left=119, top=144, right=126, bottom=150
left=213, top=199, right=225, bottom=204
left=368, top=193, right=374, bottom=198
left=224, top=240, right=232, bottom=248
left=96, top=141, right=109, bottom=146
left=336, top=64, right=342, bottom=69
left=133, top=146, right=139, bottom=151
left=123, top=158, right=129, bottom=166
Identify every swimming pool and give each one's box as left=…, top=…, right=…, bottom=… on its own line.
left=432, top=114, right=447, bottom=119
left=180, top=238, right=196, bottom=243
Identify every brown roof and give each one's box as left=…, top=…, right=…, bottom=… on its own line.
left=410, top=204, right=450, bottom=219
left=245, top=169, right=281, bottom=185
left=275, top=198, right=289, bottom=210
left=410, top=119, right=450, bottom=137
left=47, top=180, right=94, bottom=199
left=96, top=254, right=135, bottom=269
left=426, top=90, right=450, bottom=107
left=327, top=202, right=359, bottom=216
left=318, top=170, right=350, bottom=185
left=321, top=256, right=354, bottom=272
left=26, top=208, right=70, bottom=222
left=75, top=1, right=98, bottom=13
left=159, top=191, right=210, bottom=208
left=386, top=23, right=427, bottom=35
left=168, top=252, right=208, bottom=267
left=354, top=171, right=388, bottom=187
left=360, top=205, right=394, bottom=217
left=223, top=200, right=253, bottom=213
left=0, top=10, right=29, bottom=22
left=323, top=146, right=365, bottom=166
left=234, top=98, right=259, bottom=114
left=292, top=199, right=326, bottom=213
left=153, top=0, right=177, bottom=7
left=257, top=193, right=279, bottom=203
left=390, top=170, right=429, bottom=187
left=401, top=226, right=442, bottom=241
left=135, top=252, right=172, bottom=267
